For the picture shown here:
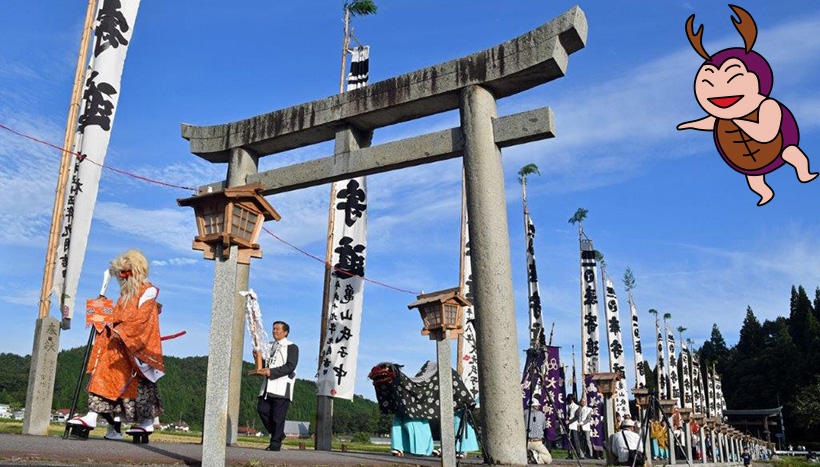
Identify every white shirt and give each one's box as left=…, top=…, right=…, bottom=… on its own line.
left=613, top=429, right=642, bottom=463
left=567, top=402, right=580, bottom=430
left=578, top=406, right=594, bottom=432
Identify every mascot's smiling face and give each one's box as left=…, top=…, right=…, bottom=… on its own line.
left=686, top=6, right=774, bottom=120
left=695, top=57, right=762, bottom=120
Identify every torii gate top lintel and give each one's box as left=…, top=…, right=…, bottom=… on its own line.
left=181, top=6, right=587, bottom=163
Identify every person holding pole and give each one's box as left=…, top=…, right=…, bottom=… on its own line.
left=256, top=321, right=299, bottom=451
left=67, top=250, right=165, bottom=440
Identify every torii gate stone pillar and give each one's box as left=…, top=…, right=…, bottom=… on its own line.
left=182, top=6, right=587, bottom=465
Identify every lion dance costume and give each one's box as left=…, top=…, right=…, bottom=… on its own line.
left=369, top=361, right=479, bottom=457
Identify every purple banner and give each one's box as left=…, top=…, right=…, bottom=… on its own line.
left=520, top=346, right=566, bottom=441
left=545, top=346, right=566, bottom=441
left=584, top=374, right=605, bottom=450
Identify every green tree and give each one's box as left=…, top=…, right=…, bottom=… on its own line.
left=814, top=287, right=820, bottom=322
left=736, top=306, right=764, bottom=355
left=699, top=323, right=729, bottom=372
left=568, top=208, right=588, bottom=231
left=791, top=375, right=820, bottom=434
left=623, top=267, right=636, bottom=292
left=789, top=285, right=820, bottom=351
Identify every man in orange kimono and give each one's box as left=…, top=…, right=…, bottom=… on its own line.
left=68, top=249, right=164, bottom=440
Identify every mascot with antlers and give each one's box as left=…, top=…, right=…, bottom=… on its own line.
left=67, top=250, right=164, bottom=442
left=677, top=4, right=816, bottom=206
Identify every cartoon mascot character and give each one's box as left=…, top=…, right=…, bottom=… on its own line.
left=677, top=4, right=816, bottom=205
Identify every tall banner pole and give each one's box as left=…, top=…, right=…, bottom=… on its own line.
left=626, top=291, right=647, bottom=388
left=456, top=174, right=480, bottom=401
left=579, top=233, right=600, bottom=377
left=457, top=176, right=465, bottom=375
left=654, top=312, right=668, bottom=399
left=52, top=0, right=142, bottom=329
left=38, top=0, right=97, bottom=322
left=315, top=9, right=349, bottom=450
left=665, top=320, right=680, bottom=407
left=23, top=0, right=97, bottom=436
left=316, top=9, right=374, bottom=449
left=602, top=274, right=629, bottom=416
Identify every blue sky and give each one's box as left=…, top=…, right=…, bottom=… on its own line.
left=1, top=1, right=819, bottom=401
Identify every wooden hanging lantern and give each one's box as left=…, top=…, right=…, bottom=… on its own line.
left=590, top=372, right=619, bottom=396
left=632, top=387, right=650, bottom=408
left=177, top=183, right=280, bottom=264
left=407, top=287, right=471, bottom=340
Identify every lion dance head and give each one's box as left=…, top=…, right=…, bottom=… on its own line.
left=110, top=249, right=149, bottom=302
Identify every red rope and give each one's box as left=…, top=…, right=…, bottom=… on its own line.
left=1, top=121, right=420, bottom=296
left=263, top=227, right=420, bottom=296
left=0, top=122, right=196, bottom=191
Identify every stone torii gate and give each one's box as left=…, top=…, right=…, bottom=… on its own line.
left=182, top=6, right=586, bottom=466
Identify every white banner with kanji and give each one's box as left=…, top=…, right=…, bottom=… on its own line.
left=627, top=294, right=647, bottom=388
left=579, top=239, right=601, bottom=375
left=706, top=365, right=716, bottom=417
left=603, top=278, right=629, bottom=416
left=317, top=177, right=368, bottom=399
left=665, top=322, right=681, bottom=407
left=53, top=0, right=141, bottom=327
left=525, top=213, right=546, bottom=347
left=458, top=206, right=479, bottom=402
left=655, top=315, right=668, bottom=399
left=692, top=353, right=705, bottom=414
left=680, top=340, right=693, bottom=409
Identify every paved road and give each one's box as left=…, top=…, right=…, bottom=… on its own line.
left=0, top=433, right=450, bottom=466
left=0, top=434, right=627, bottom=466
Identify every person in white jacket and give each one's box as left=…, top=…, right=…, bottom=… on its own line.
left=256, top=321, right=298, bottom=451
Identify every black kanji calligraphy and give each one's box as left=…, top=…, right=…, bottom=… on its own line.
left=585, top=338, right=599, bottom=357
left=583, top=269, right=595, bottom=284
left=584, top=313, right=598, bottom=335
left=610, top=340, right=623, bottom=359
left=336, top=179, right=366, bottom=227
left=335, top=326, right=352, bottom=343
left=339, top=284, right=355, bottom=304
left=583, top=286, right=597, bottom=306
left=333, top=363, right=348, bottom=385
left=529, top=290, right=542, bottom=320
left=94, top=0, right=130, bottom=57
left=78, top=71, right=117, bottom=132
left=608, top=316, right=621, bottom=334
left=333, top=236, right=365, bottom=278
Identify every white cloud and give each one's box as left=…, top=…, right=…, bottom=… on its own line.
left=0, top=288, right=40, bottom=306
left=498, top=12, right=820, bottom=192
left=152, top=257, right=198, bottom=267
left=0, top=113, right=64, bottom=246
left=95, top=201, right=196, bottom=252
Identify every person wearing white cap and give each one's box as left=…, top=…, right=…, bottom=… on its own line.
left=613, top=418, right=644, bottom=466
left=524, top=400, right=553, bottom=464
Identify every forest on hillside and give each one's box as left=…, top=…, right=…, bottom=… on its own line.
left=638, top=285, right=820, bottom=445
left=2, top=285, right=818, bottom=442
left=0, top=348, right=390, bottom=434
